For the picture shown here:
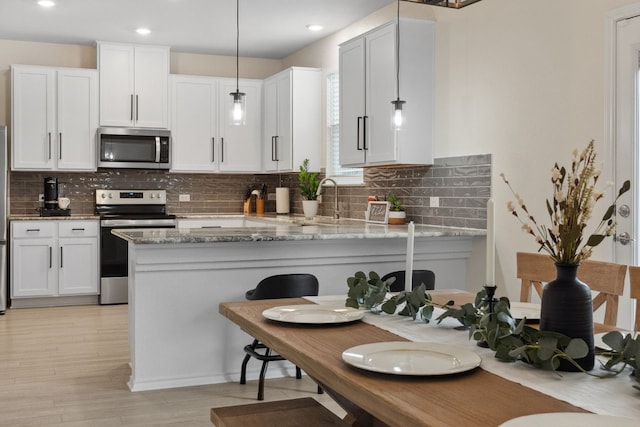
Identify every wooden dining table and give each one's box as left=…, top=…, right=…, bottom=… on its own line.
left=219, top=290, right=593, bottom=427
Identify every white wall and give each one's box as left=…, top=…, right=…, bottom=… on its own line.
left=284, top=0, right=640, bottom=303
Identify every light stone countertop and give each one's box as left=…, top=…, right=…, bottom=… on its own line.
left=10, top=214, right=100, bottom=221
left=112, top=220, right=485, bottom=245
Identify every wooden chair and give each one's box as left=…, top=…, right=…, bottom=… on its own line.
left=516, top=251, right=627, bottom=326
left=627, top=266, right=640, bottom=331
left=516, top=252, right=556, bottom=302
left=211, top=397, right=349, bottom=427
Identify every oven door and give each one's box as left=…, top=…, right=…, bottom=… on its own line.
left=100, top=218, right=175, bottom=304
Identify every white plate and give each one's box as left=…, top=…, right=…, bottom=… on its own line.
left=510, top=302, right=541, bottom=322
left=262, top=304, right=365, bottom=324
left=342, top=341, right=481, bottom=376
left=499, top=412, right=637, bottom=427
left=594, top=331, right=638, bottom=350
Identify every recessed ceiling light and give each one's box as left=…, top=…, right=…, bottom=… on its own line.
left=136, top=28, right=151, bottom=36
left=37, top=0, right=55, bottom=7
left=306, top=24, right=323, bottom=32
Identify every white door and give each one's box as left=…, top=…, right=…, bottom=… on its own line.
left=611, top=7, right=640, bottom=330
left=57, top=68, right=98, bottom=171
left=365, top=22, right=396, bottom=165
left=134, top=45, right=169, bottom=128
left=98, top=43, right=135, bottom=127
left=58, top=238, right=98, bottom=295
left=170, top=76, right=218, bottom=172
left=218, top=79, right=262, bottom=172
left=339, top=37, right=366, bottom=166
left=11, top=66, right=56, bottom=170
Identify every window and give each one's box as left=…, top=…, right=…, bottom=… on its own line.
left=326, top=73, right=363, bottom=184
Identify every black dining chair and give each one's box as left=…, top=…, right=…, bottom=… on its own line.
left=240, top=273, right=323, bottom=400
left=382, top=270, right=436, bottom=292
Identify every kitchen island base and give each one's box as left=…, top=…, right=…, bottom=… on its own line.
left=126, top=236, right=474, bottom=391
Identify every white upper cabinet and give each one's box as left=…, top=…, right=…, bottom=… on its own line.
left=339, top=19, right=435, bottom=167
left=170, top=75, right=262, bottom=173
left=263, top=67, right=321, bottom=172
left=11, top=65, right=97, bottom=171
left=98, top=42, right=169, bottom=128
left=170, top=75, right=218, bottom=172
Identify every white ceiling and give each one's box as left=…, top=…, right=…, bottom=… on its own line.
left=0, top=0, right=395, bottom=59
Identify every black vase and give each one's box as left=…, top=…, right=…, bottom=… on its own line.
left=539, top=264, right=595, bottom=371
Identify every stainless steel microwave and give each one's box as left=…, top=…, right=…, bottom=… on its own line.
left=97, top=127, right=171, bottom=170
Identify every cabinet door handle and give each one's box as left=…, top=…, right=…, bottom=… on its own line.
left=49, top=246, right=52, bottom=269
left=71, top=228, right=85, bottom=232
left=274, top=136, right=279, bottom=161
left=136, top=95, right=139, bottom=121
left=271, top=136, right=276, bottom=161
left=212, top=137, right=215, bottom=162
left=60, top=246, right=63, bottom=268
left=221, top=138, right=225, bottom=162
left=363, top=115, right=368, bottom=151
left=26, top=228, right=40, bottom=232
left=356, top=117, right=363, bottom=151
left=130, top=94, right=134, bottom=121
left=48, top=132, right=52, bottom=159
left=201, top=226, right=222, bottom=229
left=59, top=132, right=62, bottom=160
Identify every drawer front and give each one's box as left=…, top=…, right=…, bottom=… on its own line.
left=12, top=221, right=56, bottom=238
left=58, top=221, right=99, bottom=238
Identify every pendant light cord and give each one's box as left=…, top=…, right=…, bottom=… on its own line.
left=396, top=0, right=400, bottom=100
left=235, top=0, right=240, bottom=92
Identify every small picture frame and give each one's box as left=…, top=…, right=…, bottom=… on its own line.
left=366, top=201, right=390, bottom=224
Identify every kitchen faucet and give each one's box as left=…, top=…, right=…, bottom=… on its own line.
left=316, top=178, right=340, bottom=219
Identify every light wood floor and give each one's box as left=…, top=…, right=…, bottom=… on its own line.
left=0, top=304, right=344, bottom=426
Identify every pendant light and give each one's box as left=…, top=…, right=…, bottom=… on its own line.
left=391, top=0, right=406, bottom=131
left=230, top=0, right=246, bottom=126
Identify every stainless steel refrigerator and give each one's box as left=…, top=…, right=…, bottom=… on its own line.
left=0, top=126, right=6, bottom=313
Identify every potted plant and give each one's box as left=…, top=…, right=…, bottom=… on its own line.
left=387, top=193, right=406, bottom=225
left=298, top=159, right=320, bottom=219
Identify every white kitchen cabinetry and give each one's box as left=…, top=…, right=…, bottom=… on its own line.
left=263, top=67, right=321, bottom=172
left=11, top=220, right=99, bottom=305
left=98, top=42, right=169, bottom=128
left=11, top=65, right=98, bottom=171
left=339, top=19, right=435, bottom=167
left=170, top=75, right=262, bottom=173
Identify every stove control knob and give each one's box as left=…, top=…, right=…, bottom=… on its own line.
left=150, top=193, right=156, bottom=199
left=108, top=193, right=113, bottom=199
left=101, top=193, right=106, bottom=199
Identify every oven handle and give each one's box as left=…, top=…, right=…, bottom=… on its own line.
left=101, top=219, right=176, bottom=227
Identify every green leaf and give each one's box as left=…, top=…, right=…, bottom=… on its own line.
left=564, top=338, right=588, bottom=359
left=585, top=234, right=605, bottom=247
left=345, top=297, right=359, bottom=309
left=537, top=336, right=558, bottom=360
left=381, top=298, right=397, bottom=315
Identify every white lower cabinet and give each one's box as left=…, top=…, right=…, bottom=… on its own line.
left=11, top=220, right=99, bottom=301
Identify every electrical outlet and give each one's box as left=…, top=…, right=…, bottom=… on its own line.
left=39, top=194, right=44, bottom=202
left=179, top=194, right=191, bottom=202
left=429, top=196, right=440, bottom=208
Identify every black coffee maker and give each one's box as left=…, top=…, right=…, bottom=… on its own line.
left=44, top=177, right=58, bottom=210
left=41, top=177, right=70, bottom=216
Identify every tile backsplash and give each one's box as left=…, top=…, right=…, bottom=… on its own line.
left=9, top=154, right=491, bottom=229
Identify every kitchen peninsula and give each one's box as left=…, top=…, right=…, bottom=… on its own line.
left=113, top=218, right=483, bottom=391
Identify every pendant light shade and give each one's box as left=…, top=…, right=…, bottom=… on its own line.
left=230, top=0, right=246, bottom=126
left=391, top=0, right=405, bottom=131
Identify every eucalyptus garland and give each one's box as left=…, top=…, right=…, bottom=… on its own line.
left=345, top=271, right=640, bottom=393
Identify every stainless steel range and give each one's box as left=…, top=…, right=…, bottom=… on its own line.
left=96, top=189, right=176, bottom=304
